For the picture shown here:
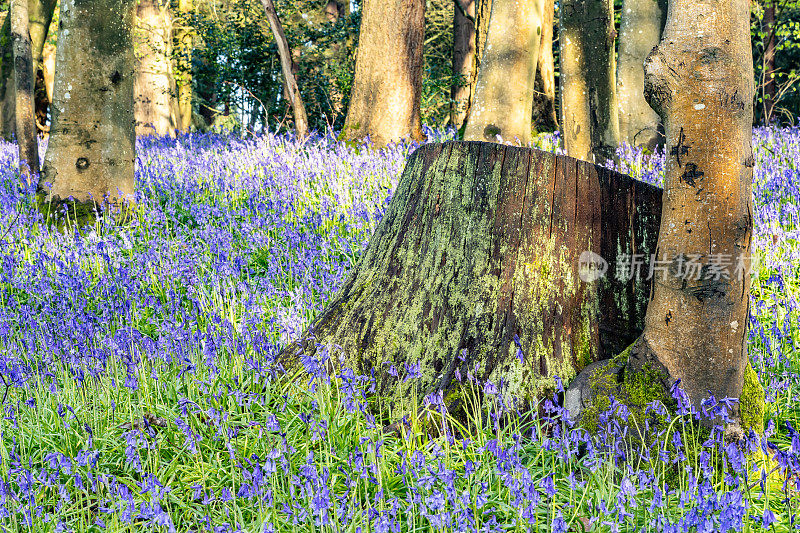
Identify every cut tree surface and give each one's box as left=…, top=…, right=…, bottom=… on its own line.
left=283, top=141, right=661, bottom=409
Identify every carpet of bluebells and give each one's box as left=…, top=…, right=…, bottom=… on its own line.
left=0, top=126, right=798, bottom=532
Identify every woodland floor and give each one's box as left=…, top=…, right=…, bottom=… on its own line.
left=0, top=127, right=798, bottom=532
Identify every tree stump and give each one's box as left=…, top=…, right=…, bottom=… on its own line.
left=283, top=141, right=661, bottom=410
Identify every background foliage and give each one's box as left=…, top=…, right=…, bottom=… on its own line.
left=183, top=0, right=800, bottom=134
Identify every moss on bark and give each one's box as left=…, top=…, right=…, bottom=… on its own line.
left=577, top=344, right=671, bottom=436
left=577, top=349, right=766, bottom=438
left=740, top=363, right=765, bottom=435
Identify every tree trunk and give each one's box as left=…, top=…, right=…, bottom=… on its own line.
left=617, top=0, right=666, bottom=150
left=531, top=0, right=558, bottom=133
left=0, top=0, right=56, bottom=140
left=762, top=0, right=776, bottom=124
left=174, top=0, right=192, bottom=131
left=324, top=0, right=340, bottom=22
left=10, top=0, right=39, bottom=182
left=194, top=54, right=218, bottom=129
left=260, top=0, right=309, bottom=138
left=38, top=0, right=136, bottom=217
left=559, top=0, right=620, bottom=163
left=473, top=0, right=491, bottom=81
left=630, top=0, right=755, bottom=420
left=450, top=0, right=476, bottom=130
left=282, top=141, right=661, bottom=411
left=463, top=0, right=544, bottom=144
left=37, top=41, right=54, bottom=134
left=34, top=51, right=49, bottom=134
left=27, top=0, right=53, bottom=134
left=41, top=41, right=54, bottom=102
left=134, top=0, right=178, bottom=137
left=341, top=0, right=425, bottom=146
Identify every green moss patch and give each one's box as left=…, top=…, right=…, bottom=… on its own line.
left=578, top=353, right=671, bottom=439
left=740, top=362, right=765, bottom=435
left=579, top=346, right=766, bottom=441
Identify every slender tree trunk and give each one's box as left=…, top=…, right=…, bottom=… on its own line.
left=324, top=0, right=340, bottom=22
left=41, top=41, right=54, bottom=102
left=463, top=0, right=545, bottom=144
left=260, top=0, right=309, bottom=138
left=762, top=0, right=776, bottom=124
left=532, top=0, right=558, bottom=133
left=0, top=0, right=56, bottom=140
left=342, top=0, right=425, bottom=146
left=451, top=0, right=476, bottom=130
left=617, top=0, right=666, bottom=150
left=37, top=40, right=54, bottom=133
left=559, top=0, right=620, bottom=163
left=631, top=0, right=756, bottom=420
left=453, top=0, right=491, bottom=133
left=10, top=0, right=39, bottom=182
left=39, top=0, right=136, bottom=218
left=174, top=0, right=192, bottom=131
left=134, top=0, right=178, bottom=137
left=472, top=0, right=492, bottom=87
left=29, top=0, right=54, bottom=135
left=34, top=51, right=48, bottom=133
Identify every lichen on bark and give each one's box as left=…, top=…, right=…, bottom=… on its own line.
left=283, top=141, right=662, bottom=418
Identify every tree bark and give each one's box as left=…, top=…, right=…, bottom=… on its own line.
left=38, top=0, right=136, bottom=216
left=174, top=0, right=192, bottom=131
left=450, top=0, right=476, bottom=130
left=632, top=0, right=755, bottom=418
left=342, top=0, right=425, bottom=146
left=0, top=0, right=56, bottom=140
left=10, top=0, right=39, bottom=182
left=559, top=0, right=620, bottom=163
left=134, top=0, right=179, bottom=137
left=282, top=141, right=661, bottom=411
left=260, top=0, right=309, bottom=138
left=34, top=47, right=49, bottom=133
left=41, top=41, right=53, bottom=102
left=531, top=0, right=558, bottom=133
left=463, top=0, right=544, bottom=144
left=617, top=0, right=666, bottom=150
left=473, top=0, right=491, bottom=84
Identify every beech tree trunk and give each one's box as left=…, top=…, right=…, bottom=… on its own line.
left=10, top=0, right=39, bottom=182
left=39, top=0, right=136, bottom=215
left=134, top=0, right=179, bottom=137
left=41, top=41, right=54, bottom=103
left=463, top=0, right=545, bottom=144
left=34, top=44, right=51, bottom=134
left=451, top=0, right=476, bottom=130
left=630, top=0, right=755, bottom=418
left=617, top=0, right=666, bottom=150
left=559, top=0, right=620, bottom=163
left=342, top=0, right=425, bottom=146
left=260, top=0, right=309, bottom=138
left=0, top=0, right=56, bottom=140
left=174, top=0, right=192, bottom=131
left=282, top=141, right=661, bottom=410
left=531, top=0, right=558, bottom=133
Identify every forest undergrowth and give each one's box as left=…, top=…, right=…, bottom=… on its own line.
left=0, top=127, right=797, bottom=532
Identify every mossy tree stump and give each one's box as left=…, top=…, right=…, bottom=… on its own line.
left=283, top=141, right=661, bottom=411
